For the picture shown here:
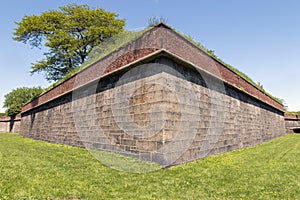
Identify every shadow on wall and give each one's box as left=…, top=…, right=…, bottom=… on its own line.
left=9, top=118, right=14, bottom=132
left=0, top=116, right=21, bottom=133
left=293, top=128, right=300, bottom=133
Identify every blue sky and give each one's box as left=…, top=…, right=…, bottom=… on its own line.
left=0, top=0, right=299, bottom=112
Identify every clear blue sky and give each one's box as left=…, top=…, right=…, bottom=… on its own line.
left=0, top=0, right=299, bottom=112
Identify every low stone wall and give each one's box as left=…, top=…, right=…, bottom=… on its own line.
left=284, top=114, right=300, bottom=133
left=21, top=57, right=285, bottom=166
left=0, top=116, right=21, bottom=133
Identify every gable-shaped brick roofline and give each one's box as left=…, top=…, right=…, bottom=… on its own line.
left=22, top=23, right=284, bottom=113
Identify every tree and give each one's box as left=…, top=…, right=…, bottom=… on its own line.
left=3, top=87, right=43, bottom=117
left=13, top=3, right=125, bottom=81
left=148, top=16, right=167, bottom=26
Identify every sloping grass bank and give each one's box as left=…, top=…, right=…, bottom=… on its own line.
left=0, top=133, right=299, bottom=199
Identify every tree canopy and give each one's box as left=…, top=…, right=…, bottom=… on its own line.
left=147, top=16, right=167, bottom=26
left=3, top=87, right=43, bottom=117
left=13, top=3, right=125, bottom=81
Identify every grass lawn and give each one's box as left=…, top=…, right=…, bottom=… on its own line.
left=0, top=133, right=300, bottom=199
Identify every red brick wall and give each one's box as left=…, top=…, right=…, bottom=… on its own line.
left=22, top=24, right=283, bottom=113
left=22, top=48, right=157, bottom=112
left=284, top=114, right=299, bottom=120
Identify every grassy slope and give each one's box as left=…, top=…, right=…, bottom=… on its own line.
left=0, top=133, right=299, bottom=199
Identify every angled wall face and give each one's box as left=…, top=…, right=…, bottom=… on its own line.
left=284, top=115, right=300, bottom=133
left=0, top=120, right=9, bottom=133
left=285, top=120, right=300, bottom=133
left=0, top=117, right=21, bottom=133
left=21, top=56, right=285, bottom=166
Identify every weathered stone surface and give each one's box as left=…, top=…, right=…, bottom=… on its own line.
left=284, top=114, right=300, bottom=133
left=21, top=58, right=285, bottom=166
left=0, top=116, right=21, bottom=133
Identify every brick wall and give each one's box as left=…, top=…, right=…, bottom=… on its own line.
left=22, top=24, right=283, bottom=113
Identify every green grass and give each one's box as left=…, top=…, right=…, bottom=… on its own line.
left=285, top=111, right=300, bottom=115
left=1, top=133, right=300, bottom=199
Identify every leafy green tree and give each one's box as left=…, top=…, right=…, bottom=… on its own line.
left=3, top=87, right=43, bottom=117
left=148, top=16, right=167, bottom=26
left=13, top=3, right=125, bottom=81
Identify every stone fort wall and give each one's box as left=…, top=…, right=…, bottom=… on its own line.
left=284, top=114, right=300, bottom=133
left=20, top=24, right=286, bottom=166
left=22, top=24, right=283, bottom=113
left=0, top=116, right=21, bottom=133
left=21, top=56, right=285, bottom=166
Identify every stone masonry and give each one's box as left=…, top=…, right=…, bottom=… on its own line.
left=284, top=114, right=300, bottom=133
left=21, top=54, right=285, bottom=166
left=20, top=23, right=285, bottom=166
left=0, top=116, right=21, bottom=133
